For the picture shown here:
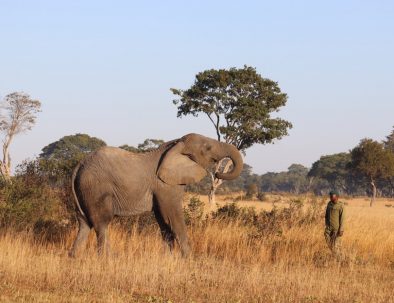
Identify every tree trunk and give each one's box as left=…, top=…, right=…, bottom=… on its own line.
left=208, top=159, right=232, bottom=205
left=370, top=179, right=376, bottom=207
left=1, top=136, right=12, bottom=181
left=307, top=176, right=314, bottom=193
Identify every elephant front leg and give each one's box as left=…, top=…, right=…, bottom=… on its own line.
left=171, top=214, right=191, bottom=257
left=153, top=191, right=191, bottom=257
left=153, top=204, right=176, bottom=251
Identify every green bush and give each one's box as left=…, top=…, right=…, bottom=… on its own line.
left=33, top=218, right=72, bottom=243
left=210, top=198, right=325, bottom=240
left=256, top=192, right=267, bottom=201
left=0, top=161, right=71, bottom=231
left=245, top=183, right=258, bottom=199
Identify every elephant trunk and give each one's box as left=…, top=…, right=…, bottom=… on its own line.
left=215, top=143, right=243, bottom=180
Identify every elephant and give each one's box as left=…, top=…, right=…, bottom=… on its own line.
left=69, top=133, right=243, bottom=257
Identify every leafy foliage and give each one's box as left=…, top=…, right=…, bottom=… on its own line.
left=118, top=145, right=140, bottom=153
left=349, top=138, right=394, bottom=204
left=119, top=139, right=164, bottom=153
left=0, top=92, right=41, bottom=134
left=349, top=139, right=394, bottom=181
left=39, top=134, right=107, bottom=184
left=260, top=164, right=310, bottom=194
left=172, top=65, right=292, bottom=150
left=383, top=126, right=394, bottom=152
left=183, top=196, right=205, bottom=225
left=40, top=133, right=106, bottom=161
left=309, top=153, right=352, bottom=193
left=0, top=161, right=69, bottom=230
left=211, top=197, right=325, bottom=239
left=245, top=183, right=259, bottom=199
left=138, top=139, right=165, bottom=151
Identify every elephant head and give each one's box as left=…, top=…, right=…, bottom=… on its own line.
left=158, top=133, right=243, bottom=185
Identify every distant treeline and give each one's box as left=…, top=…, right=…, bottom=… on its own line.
left=3, top=130, right=394, bottom=202
left=189, top=126, right=394, bottom=198
left=189, top=161, right=394, bottom=198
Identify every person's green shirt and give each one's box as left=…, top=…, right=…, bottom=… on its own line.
left=325, top=201, right=345, bottom=233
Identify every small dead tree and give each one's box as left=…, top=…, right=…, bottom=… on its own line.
left=0, top=92, right=41, bottom=181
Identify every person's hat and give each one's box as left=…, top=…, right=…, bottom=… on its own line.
left=329, top=190, right=339, bottom=196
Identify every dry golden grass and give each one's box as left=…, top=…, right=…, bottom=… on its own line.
left=0, top=195, right=393, bottom=303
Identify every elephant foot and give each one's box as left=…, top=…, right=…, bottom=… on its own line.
left=180, top=244, right=191, bottom=258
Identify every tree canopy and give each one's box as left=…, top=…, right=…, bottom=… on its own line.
left=349, top=139, right=394, bottom=181
left=260, top=164, right=309, bottom=194
left=137, top=139, right=165, bottom=151
left=308, top=153, right=352, bottom=192
left=119, top=138, right=164, bottom=153
left=39, top=134, right=106, bottom=184
left=171, top=66, right=292, bottom=150
left=349, top=138, right=394, bottom=205
left=384, top=126, right=394, bottom=152
left=40, top=133, right=106, bottom=161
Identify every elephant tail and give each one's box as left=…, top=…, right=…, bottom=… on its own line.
left=71, top=161, right=88, bottom=221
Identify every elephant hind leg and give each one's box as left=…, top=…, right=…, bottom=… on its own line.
left=95, top=225, right=110, bottom=257
left=69, top=215, right=91, bottom=258
left=91, top=193, right=115, bottom=257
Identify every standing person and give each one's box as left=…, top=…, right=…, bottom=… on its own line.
left=324, top=190, right=345, bottom=258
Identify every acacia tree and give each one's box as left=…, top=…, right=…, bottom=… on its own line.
left=349, top=139, right=394, bottom=206
left=171, top=66, right=292, bottom=203
left=0, top=92, right=41, bottom=181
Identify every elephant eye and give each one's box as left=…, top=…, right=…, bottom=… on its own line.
left=206, top=145, right=212, bottom=151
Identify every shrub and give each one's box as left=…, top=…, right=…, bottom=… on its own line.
left=0, top=160, right=71, bottom=231
left=183, top=196, right=205, bottom=225
left=256, top=192, right=267, bottom=201
left=210, top=198, right=325, bottom=240
left=245, top=183, right=258, bottom=199
left=33, top=218, right=72, bottom=243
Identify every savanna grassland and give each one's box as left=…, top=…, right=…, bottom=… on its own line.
left=0, top=194, right=393, bottom=303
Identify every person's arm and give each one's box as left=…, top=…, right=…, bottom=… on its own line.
left=325, top=204, right=330, bottom=227
left=338, top=205, right=345, bottom=236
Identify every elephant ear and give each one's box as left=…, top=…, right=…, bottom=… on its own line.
left=158, top=141, right=207, bottom=185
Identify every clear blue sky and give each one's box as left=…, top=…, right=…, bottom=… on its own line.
left=1, top=0, right=393, bottom=174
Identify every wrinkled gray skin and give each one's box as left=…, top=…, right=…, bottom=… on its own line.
left=69, top=133, right=243, bottom=257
